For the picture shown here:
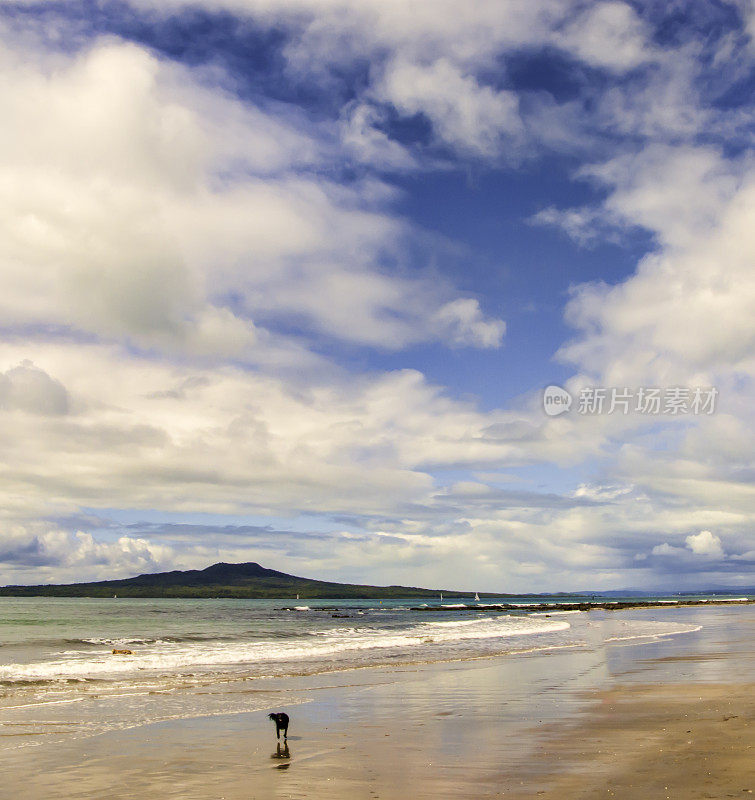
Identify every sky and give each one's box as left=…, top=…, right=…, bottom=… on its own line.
left=0, top=0, right=753, bottom=592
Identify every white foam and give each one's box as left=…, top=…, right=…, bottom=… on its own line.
left=705, top=597, right=749, bottom=602
left=604, top=623, right=702, bottom=644
left=0, top=616, right=570, bottom=683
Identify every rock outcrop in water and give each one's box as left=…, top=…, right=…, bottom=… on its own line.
left=409, top=599, right=753, bottom=612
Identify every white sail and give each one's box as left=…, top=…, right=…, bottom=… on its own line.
left=474, top=592, right=480, bottom=601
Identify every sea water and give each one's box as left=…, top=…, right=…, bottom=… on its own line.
left=0, top=593, right=748, bottom=750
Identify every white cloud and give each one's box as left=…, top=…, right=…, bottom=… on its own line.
left=559, top=148, right=755, bottom=378
left=0, top=39, right=505, bottom=356
left=1, top=335, right=751, bottom=588
left=112, top=0, right=679, bottom=163
left=340, top=103, right=417, bottom=170
left=431, top=299, right=506, bottom=348
left=530, top=205, right=624, bottom=247
left=578, top=146, right=743, bottom=248
left=573, top=483, right=634, bottom=501
left=0, top=342, right=521, bottom=521
left=0, top=3, right=753, bottom=591
left=685, top=530, right=725, bottom=559
left=650, top=531, right=726, bottom=562
left=0, top=522, right=174, bottom=584
left=376, top=58, right=523, bottom=158
left=557, top=2, right=655, bottom=72
left=506, top=138, right=755, bottom=589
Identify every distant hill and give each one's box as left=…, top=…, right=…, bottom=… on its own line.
left=0, top=562, right=489, bottom=599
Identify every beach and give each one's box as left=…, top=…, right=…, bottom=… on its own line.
left=507, top=680, right=755, bottom=800
left=3, top=5, right=753, bottom=796
left=0, top=601, right=753, bottom=799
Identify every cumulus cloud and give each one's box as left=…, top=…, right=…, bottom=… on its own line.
left=559, top=149, right=755, bottom=377
left=685, top=530, right=726, bottom=559
left=0, top=521, right=173, bottom=584
left=0, top=38, right=505, bottom=356
left=0, top=2, right=753, bottom=591
left=649, top=531, right=727, bottom=565
left=578, top=146, right=744, bottom=248
left=517, top=145, right=755, bottom=588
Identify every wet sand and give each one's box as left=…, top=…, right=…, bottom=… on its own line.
left=2, top=605, right=753, bottom=799
left=506, top=679, right=754, bottom=800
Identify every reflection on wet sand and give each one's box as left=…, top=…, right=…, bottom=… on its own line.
left=271, top=741, right=291, bottom=769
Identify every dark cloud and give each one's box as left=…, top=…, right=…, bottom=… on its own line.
left=0, top=536, right=53, bottom=567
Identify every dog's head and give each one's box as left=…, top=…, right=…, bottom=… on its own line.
left=268, top=713, right=278, bottom=721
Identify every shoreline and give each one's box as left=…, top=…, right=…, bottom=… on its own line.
left=0, top=603, right=752, bottom=799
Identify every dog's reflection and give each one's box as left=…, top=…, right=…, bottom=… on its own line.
left=271, top=741, right=291, bottom=769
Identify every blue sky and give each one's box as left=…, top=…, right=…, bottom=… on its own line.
left=0, top=0, right=753, bottom=591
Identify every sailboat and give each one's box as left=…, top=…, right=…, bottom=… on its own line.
left=474, top=592, right=480, bottom=602
left=440, top=592, right=443, bottom=603
left=296, top=594, right=299, bottom=600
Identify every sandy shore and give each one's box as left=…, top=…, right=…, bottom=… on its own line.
left=2, top=605, right=753, bottom=799
left=505, top=679, right=754, bottom=800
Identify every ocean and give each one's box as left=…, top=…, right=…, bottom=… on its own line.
left=0, top=593, right=750, bottom=751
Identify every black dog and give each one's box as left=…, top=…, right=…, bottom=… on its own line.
left=268, top=712, right=289, bottom=740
